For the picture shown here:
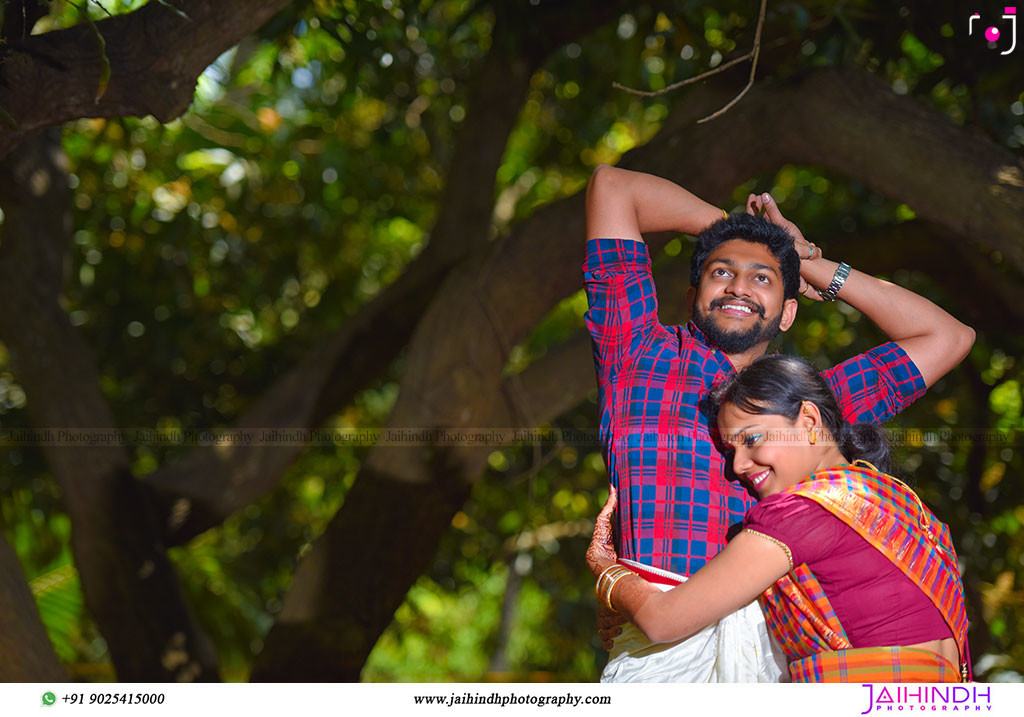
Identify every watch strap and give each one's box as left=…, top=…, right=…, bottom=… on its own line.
left=818, top=261, right=851, bottom=301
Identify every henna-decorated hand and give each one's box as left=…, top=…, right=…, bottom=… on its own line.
left=586, top=486, right=618, bottom=577
left=597, top=603, right=627, bottom=650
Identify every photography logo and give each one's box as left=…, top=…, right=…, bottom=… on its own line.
left=860, top=685, right=993, bottom=713
left=970, top=7, right=1018, bottom=54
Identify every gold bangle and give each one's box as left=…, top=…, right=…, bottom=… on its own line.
left=595, top=569, right=612, bottom=600
left=596, top=565, right=623, bottom=602
left=597, top=566, right=636, bottom=613
left=596, top=565, right=629, bottom=598
left=599, top=572, right=620, bottom=611
left=595, top=565, right=620, bottom=593
left=603, top=570, right=637, bottom=612
left=603, top=572, right=629, bottom=612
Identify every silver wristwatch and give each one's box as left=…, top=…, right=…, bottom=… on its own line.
left=817, top=262, right=851, bottom=302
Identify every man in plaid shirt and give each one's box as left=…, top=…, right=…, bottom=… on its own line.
left=584, top=165, right=975, bottom=681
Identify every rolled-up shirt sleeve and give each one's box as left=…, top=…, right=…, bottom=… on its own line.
left=822, top=341, right=927, bottom=424
left=583, top=238, right=660, bottom=383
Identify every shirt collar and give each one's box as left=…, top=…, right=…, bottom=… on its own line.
left=687, top=322, right=785, bottom=386
left=686, top=320, right=714, bottom=348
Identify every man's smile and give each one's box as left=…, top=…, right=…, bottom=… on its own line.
left=711, top=298, right=765, bottom=318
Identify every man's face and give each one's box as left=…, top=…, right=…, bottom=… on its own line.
left=691, top=239, right=796, bottom=355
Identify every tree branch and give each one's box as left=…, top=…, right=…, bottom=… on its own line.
left=0, top=0, right=48, bottom=42
left=0, top=0, right=294, bottom=158
left=696, top=0, right=767, bottom=124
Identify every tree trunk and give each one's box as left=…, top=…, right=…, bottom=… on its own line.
left=0, top=531, right=65, bottom=680
left=0, top=132, right=218, bottom=681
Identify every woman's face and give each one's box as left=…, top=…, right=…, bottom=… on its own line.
left=717, top=402, right=821, bottom=498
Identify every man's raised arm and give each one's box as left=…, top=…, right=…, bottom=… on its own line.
left=752, top=193, right=976, bottom=388
left=586, top=165, right=725, bottom=243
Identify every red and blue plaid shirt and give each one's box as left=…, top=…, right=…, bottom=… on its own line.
left=583, top=238, right=927, bottom=576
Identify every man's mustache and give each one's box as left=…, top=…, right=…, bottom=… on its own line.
left=709, top=297, right=766, bottom=317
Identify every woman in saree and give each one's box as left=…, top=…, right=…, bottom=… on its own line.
left=587, top=354, right=971, bottom=683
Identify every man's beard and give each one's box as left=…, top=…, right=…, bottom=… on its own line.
left=693, top=298, right=783, bottom=354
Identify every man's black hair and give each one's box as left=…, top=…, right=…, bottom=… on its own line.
left=690, top=213, right=800, bottom=300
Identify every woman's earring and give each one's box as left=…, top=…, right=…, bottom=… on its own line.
left=809, top=428, right=818, bottom=445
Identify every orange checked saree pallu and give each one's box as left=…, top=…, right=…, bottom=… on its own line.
left=757, top=462, right=972, bottom=683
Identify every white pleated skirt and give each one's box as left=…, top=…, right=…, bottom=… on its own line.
left=600, top=559, right=788, bottom=683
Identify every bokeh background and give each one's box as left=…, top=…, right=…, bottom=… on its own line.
left=0, top=0, right=1022, bottom=682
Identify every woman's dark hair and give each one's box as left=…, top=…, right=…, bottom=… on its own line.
left=710, top=354, right=891, bottom=472
left=691, top=213, right=801, bottom=301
